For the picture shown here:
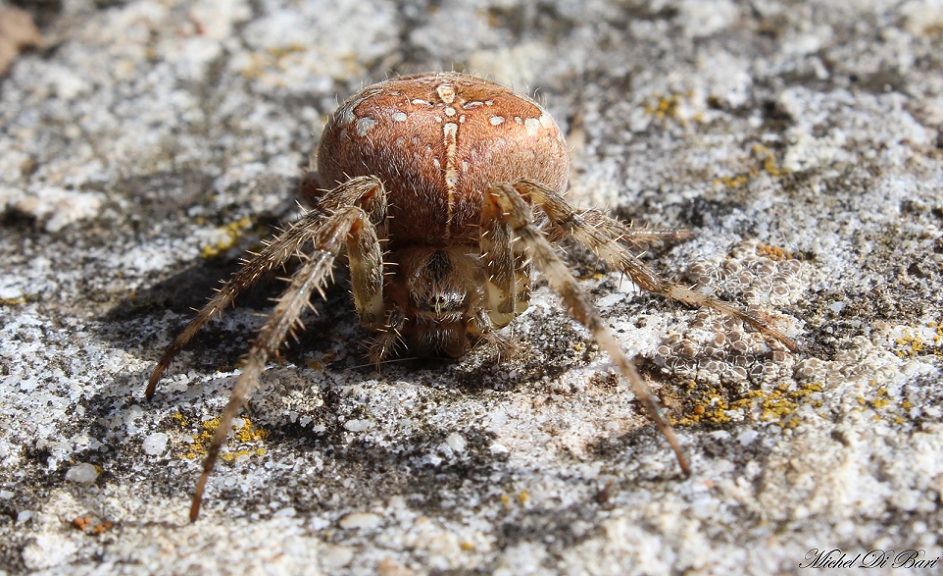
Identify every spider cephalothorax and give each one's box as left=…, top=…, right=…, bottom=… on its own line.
left=308, top=73, right=570, bottom=360
left=147, top=72, right=797, bottom=520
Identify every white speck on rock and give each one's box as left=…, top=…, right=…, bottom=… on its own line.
left=320, top=544, right=354, bottom=569
left=738, top=429, right=759, bottom=445
left=339, top=512, right=382, bottom=530
left=65, top=462, right=99, bottom=484
left=445, top=432, right=466, bottom=453
left=22, top=532, right=78, bottom=570
left=596, top=292, right=625, bottom=308
left=343, top=419, right=373, bottom=432
left=0, top=282, right=23, bottom=301
left=273, top=506, right=297, bottom=517
left=11, top=187, right=105, bottom=232
left=143, top=432, right=169, bottom=456
left=677, top=0, right=738, bottom=38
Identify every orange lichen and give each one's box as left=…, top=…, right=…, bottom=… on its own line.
left=894, top=321, right=943, bottom=358
left=71, top=516, right=115, bottom=535
left=713, top=144, right=791, bottom=189
left=752, top=144, right=790, bottom=177
left=178, top=415, right=268, bottom=461
left=644, top=94, right=682, bottom=120
left=756, top=244, right=793, bottom=261
left=200, top=216, right=253, bottom=259
left=675, top=379, right=823, bottom=429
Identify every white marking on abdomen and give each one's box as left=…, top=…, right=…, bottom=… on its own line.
left=443, top=121, right=459, bottom=235
left=356, top=117, right=377, bottom=136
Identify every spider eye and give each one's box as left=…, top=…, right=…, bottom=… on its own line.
left=431, top=293, right=466, bottom=315
left=421, top=252, right=469, bottom=317
left=410, top=288, right=467, bottom=317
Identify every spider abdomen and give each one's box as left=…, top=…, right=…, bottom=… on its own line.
left=315, top=72, right=569, bottom=245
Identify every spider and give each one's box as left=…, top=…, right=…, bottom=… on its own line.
left=146, top=72, right=797, bottom=520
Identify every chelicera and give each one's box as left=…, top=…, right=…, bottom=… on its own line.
left=146, top=72, right=797, bottom=520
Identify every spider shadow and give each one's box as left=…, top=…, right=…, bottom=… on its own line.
left=98, top=202, right=552, bottom=395
left=102, top=240, right=363, bottom=376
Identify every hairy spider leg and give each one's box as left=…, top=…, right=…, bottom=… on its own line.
left=146, top=176, right=386, bottom=398
left=514, top=180, right=798, bottom=352
left=544, top=208, right=694, bottom=247
left=484, top=183, right=692, bottom=476
left=190, top=204, right=381, bottom=520
left=480, top=185, right=531, bottom=327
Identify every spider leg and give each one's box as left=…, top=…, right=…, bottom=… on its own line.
left=561, top=210, right=693, bottom=247
left=190, top=205, right=375, bottom=521
left=481, top=188, right=531, bottom=328
left=146, top=176, right=386, bottom=397
left=514, top=180, right=798, bottom=352
left=485, top=184, right=691, bottom=476
left=367, top=305, right=406, bottom=366
left=347, top=205, right=385, bottom=330
left=470, top=308, right=519, bottom=360
left=481, top=188, right=518, bottom=327
left=542, top=207, right=692, bottom=248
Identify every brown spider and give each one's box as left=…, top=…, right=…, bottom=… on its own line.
left=146, top=72, right=797, bottom=520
